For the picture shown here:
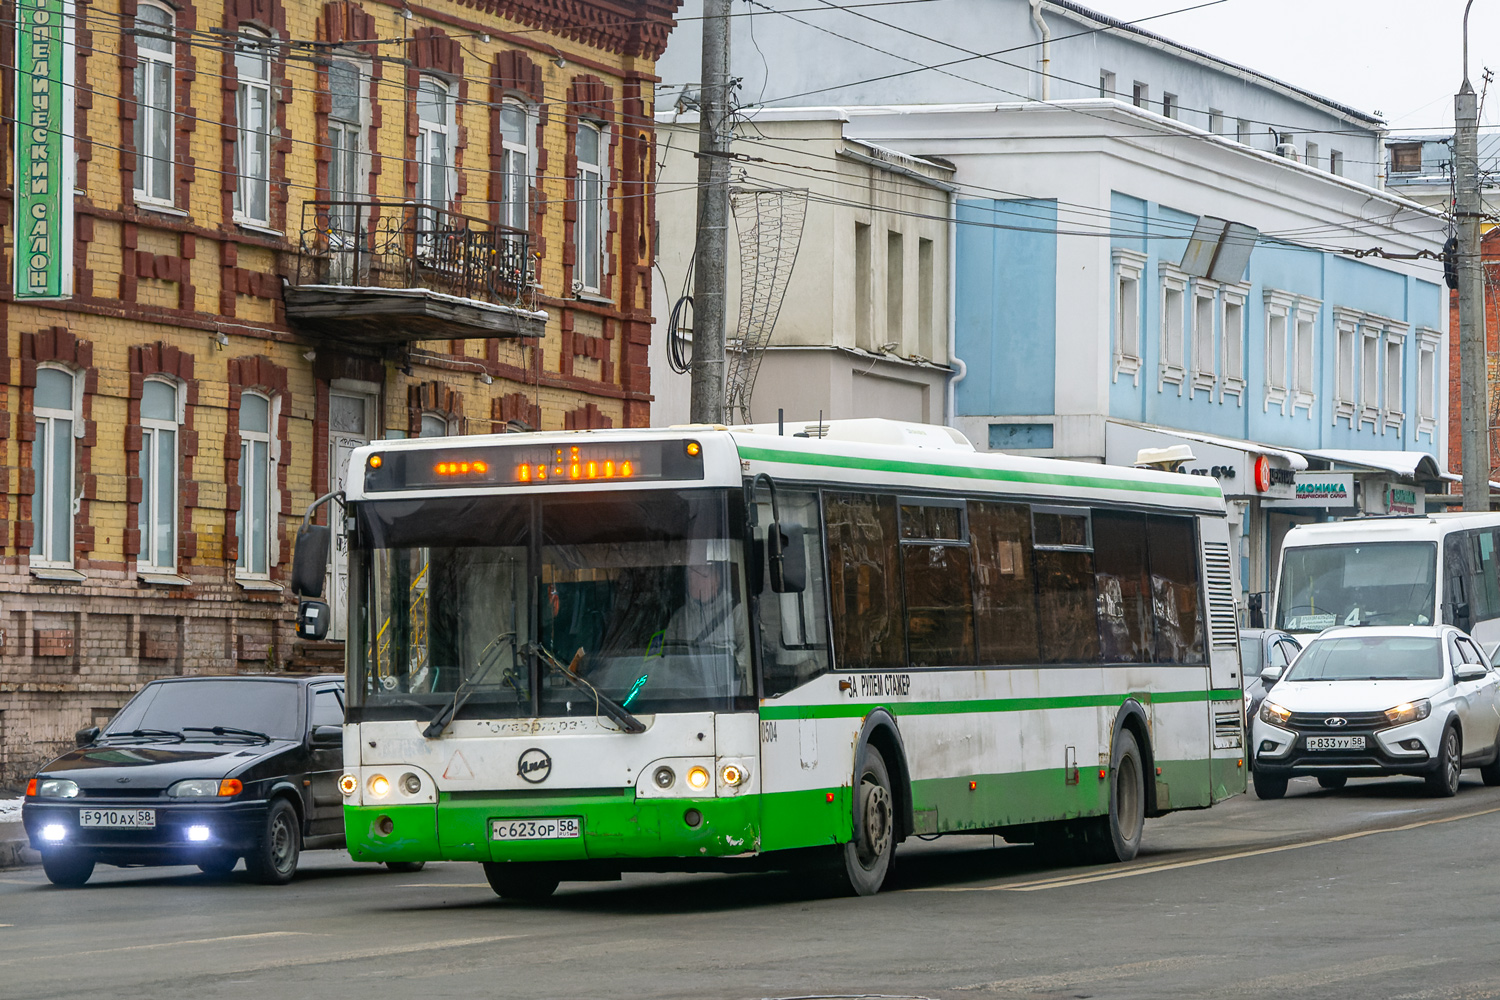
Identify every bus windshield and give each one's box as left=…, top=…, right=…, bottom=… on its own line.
left=349, top=490, right=752, bottom=722
left=1274, top=542, right=1437, bottom=633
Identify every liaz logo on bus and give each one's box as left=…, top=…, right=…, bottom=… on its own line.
left=362, top=440, right=705, bottom=492
left=517, top=748, right=552, bottom=784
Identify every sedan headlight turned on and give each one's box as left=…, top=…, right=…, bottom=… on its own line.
left=1385, top=699, right=1432, bottom=726
left=1260, top=701, right=1292, bottom=726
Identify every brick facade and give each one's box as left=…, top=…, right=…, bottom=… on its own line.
left=0, top=0, right=678, bottom=785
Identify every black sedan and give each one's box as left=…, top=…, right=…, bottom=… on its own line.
left=21, top=674, right=408, bottom=887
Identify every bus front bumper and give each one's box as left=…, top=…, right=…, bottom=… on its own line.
left=344, top=792, right=762, bottom=864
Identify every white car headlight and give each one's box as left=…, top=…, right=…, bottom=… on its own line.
left=1384, top=699, right=1432, bottom=726
left=168, top=778, right=222, bottom=798
left=38, top=779, right=79, bottom=799
left=1260, top=701, right=1292, bottom=726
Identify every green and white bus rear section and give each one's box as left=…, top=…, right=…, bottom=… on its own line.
left=329, top=419, right=1245, bottom=898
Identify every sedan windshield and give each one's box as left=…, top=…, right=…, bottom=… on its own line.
left=106, top=681, right=302, bottom=739
left=1285, top=635, right=1444, bottom=682
left=1275, top=542, right=1437, bottom=632
left=351, top=489, right=752, bottom=722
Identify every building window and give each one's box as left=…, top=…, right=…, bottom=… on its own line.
left=1159, top=265, right=1186, bottom=390
left=918, top=237, right=935, bottom=359
left=855, top=222, right=873, bottom=350
left=234, top=30, right=273, bottom=226
left=1291, top=305, right=1319, bottom=414
left=1132, top=82, right=1148, bottom=109
left=236, top=392, right=274, bottom=578
left=138, top=379, right=179, bottom=573
left=1264, top=291, right=1291, bottom=412
left=416, top=77, right=452, bottom=220
left=1383, top=329, right=1406, bottom=431
left=1100, top=70, right=1116, bottom=98
left=499, top=101, right=532, bottom=234
left=1220, top=287, right=1246, bottom=402
left=1236, top=119, right=1252, bottom=145
left=1360, top=328, right=1380, bottom=426
left=419, top=413, right=449, bottom=438
left=1304, top=141, right=1320, bottom=169
left=133, top=4, right=175, bottom=204
left=1329, top=150, right=1344, bottom=176
left=1391, top=143, right=1422, bottom=174
left=1417, top=328, right=1441, bottom=437
left=886, top=230, right=904, bottom=350
left=32, top=366, right=78, bottom=567
left=574, top=121, right=607, bottom=294
left=1190, top=282, right=1217, bottom=393
left=1334, top=315, right=1358, bottom=423
left=327, top=61, right=366, bottom=232
left=1112, top=249, right=1145, bottom=383
left=1161, top=93, right=1177, bottom=119
left=1208, top=109, right=1225, bottom=135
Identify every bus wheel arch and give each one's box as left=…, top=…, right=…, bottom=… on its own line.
left=855, top=711, right=914, bottom=843
left=1115, top=701, right=1159, bottom=818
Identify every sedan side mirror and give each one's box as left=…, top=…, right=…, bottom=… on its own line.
left=1455, top=663, right=1489, bottom=683
left=311, top=725, right=343, bottom=748
left=1260, top=664, right=1284, bottom=684
left=75, top=725, right=100, bottom=748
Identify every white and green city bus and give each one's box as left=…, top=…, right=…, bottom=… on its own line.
left=308, top=419, right=1245, bottom=898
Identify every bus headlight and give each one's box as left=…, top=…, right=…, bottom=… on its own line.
left=719, top=763, right=746, bottom=787
left=686, top=766, right=710, bottom=791
left=339, top=774, right=358, bottom=796
left=368, top=774, right=390, bottom=798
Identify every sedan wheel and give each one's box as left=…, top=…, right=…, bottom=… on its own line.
left=1425, top=725, right=1462, bottom=798
left=245, top=799, right=301, bottom=885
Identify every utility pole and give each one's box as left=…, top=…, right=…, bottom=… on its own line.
left=1458, top=0, right=1490, bottom=510
left=690, top=0, right=731, bottom=424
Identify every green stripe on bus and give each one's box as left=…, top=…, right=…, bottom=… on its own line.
left=735, top=444, right=1223, bottom=498
left=759, top=686, right=1241, bottom=721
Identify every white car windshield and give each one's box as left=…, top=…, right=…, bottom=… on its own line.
left=1287, top=634, right=1444, bottom=682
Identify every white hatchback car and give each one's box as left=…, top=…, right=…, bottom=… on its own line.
left=1251, top=626, right=1500, bottom=799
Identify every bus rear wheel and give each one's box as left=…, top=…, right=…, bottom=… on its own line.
left=828, top=746, right=896, bottom=896
left=482, top=863, right=560, bottom=901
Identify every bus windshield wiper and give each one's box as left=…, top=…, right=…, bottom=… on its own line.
left=423, top=632, right=517, bottom=739
left=528, top=641, right=647, bottom=735
left=181, top=726, right=271, bottom=742
left=104, top=728, right=184, bottom=742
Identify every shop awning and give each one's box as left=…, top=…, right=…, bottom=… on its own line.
left=1300, top=449, right=1452, bottom=484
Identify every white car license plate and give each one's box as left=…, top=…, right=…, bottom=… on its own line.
left=1306, top=736, right=1365, bottom=751
left=79, top=808, right=156, bottom=829
left=490, top=817, right=581, bottom=841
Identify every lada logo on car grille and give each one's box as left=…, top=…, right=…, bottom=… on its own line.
left=517, top=748, right=552, bottom=784
left=1324, top=717, right=1349, bottom=728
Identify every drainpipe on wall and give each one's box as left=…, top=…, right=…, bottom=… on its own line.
left=1030, top=0, right=1051, bottom=101
left=945, top=193, right=967, bottom=430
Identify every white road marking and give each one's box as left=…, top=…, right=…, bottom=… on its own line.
left=0, top=931, right=314, bottom=965
left=953, top=956, right=1215, bottom=992
left=920, top=804, right=1500, bottom=893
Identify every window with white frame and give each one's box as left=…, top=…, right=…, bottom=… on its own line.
left=1291, top=303, right=1320, bottom=414
left=1190, top=282, right=1217, bottom=393
left=236, top=392, right=274, bottom=577
left=1417, top=328, right=1441, bottom=436
left=1383, top=328, right=1406, bottom=430
left=1333, top=313, right=1358, bottom=423
left=419, top=413, right=449, bottom=438
left=1208, top=109, right=1225, bottom=135
left=1099, top=70, right=1116, bottom=98
left=1304, top=141, right=1320, bottom=169
left=1160, top=265, right=1187, bottom=390
left=32, top=367, right=78, bottom=567
left=1264, top=290, right=1292, bottom=412
left=234, top=30, right=273, bottom=225
left=327, top=60, right=366, bottom=233
left=575, top=122, right=607, bottom=294
left=499, top=101, right=531, bottom=234
left=1112, top=249, right=1145, bottom=383
left=138, top=379, right=179, bottom=573
left=1360, top=327, right=1380, bottom=426
left=133, top=4, right=175, bottom=204
left=416, top=77, right=452, bottom=223
left=1220, top=286, right=1247, bottom=402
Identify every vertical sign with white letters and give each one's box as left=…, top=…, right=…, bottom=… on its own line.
left=14, top=0, right=75, bottom=299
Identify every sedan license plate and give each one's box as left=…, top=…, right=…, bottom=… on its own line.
left=79, top=808, right=156, bottom=829
left=1306, top=736, right=1365, bottom=751
left=490, top=817, right=581, bottom=841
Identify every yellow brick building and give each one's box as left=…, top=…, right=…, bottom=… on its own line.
left=0, top=0, right=679, bottom=781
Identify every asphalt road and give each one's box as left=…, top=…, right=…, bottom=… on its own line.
left=5, top=773, right=1500, bottom=1000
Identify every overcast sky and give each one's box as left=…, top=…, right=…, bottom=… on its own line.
left=1089, top=0, right=1500, bottom=133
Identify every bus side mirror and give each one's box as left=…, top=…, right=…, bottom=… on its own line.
left=767, top=523, right=806, bottom=594
left=1451, top=602, right=1472, bottom=632
left=292, top=524, right=331, bottom=598
left=296, top=600, right=331, bottom=641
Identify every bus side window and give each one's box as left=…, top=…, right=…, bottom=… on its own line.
left=758, top=490, right=831, bottom=697
left=1032, top=506, right=1100, bottom=664
left=1093, top=511, right=1151, bottom=663
left=1445, top=533, right=1475, bottom=626
left=1477, top=531, right=1500, bottom=625
left=970, top=501, right=1040, bottom=664
left=1146, top=515, right=1205, bottom=664
left=822, top=493, right=904, bottom=672
left=899, top=500, right=974, bottom=668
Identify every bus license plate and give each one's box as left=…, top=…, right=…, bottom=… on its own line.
left=491, top=817, right=582, bottom=841
left=1306, top=736, right=1365, bottom=751
left=79, top=808, right=156, bottom=829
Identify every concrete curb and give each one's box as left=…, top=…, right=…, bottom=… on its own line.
left=0, top=822, right=39, bottom=868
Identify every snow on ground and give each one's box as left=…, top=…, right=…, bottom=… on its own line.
left=0, top=798, right=22, bottom=824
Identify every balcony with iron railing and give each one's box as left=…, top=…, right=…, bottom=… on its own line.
left=284, top=200, right=547, bottom=345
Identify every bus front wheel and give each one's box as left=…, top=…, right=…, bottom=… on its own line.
left=830, top=745, right=896, bottom=896
left=482, top=862, right=560, bottom=901
left=1073, top=730, right=1145, bottom=864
